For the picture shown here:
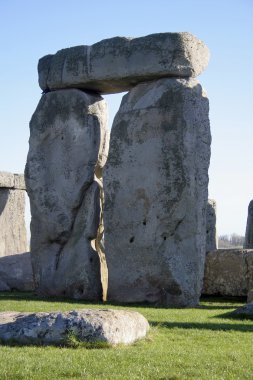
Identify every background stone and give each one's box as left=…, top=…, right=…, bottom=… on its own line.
left=0, top=189, right=28, bottom=257
left=244, top=200, right=253, bottom=248
left=206, top=199, right=218, bottom=252
left=0, top=252, right=34, bottom=291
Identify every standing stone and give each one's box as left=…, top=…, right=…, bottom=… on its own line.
left=206, top=199, right=218, bottom=252
left=0, top=186, right=28, bottom=257
left=104, top=78, right=211, bottom=306
left=25, top=89, right=108, bottom=300
left=244, top=200, right=253, bottom=248
left=38, top=32, right=209, bottom=94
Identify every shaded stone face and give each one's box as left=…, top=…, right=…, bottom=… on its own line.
left=25, top=89, right=108, bottom=300
left=0, top=189, right=28, bottom=257
left=206, top=199, right=218, bottom=252
left=38, top=32, right=209, bottom=94
left=103, top=77, right=211, bottom=307
left=244, top=200, right=253, bottom=248
left=0, top=252, right=34, bottom=291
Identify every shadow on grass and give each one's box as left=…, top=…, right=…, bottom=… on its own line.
left=150, top=320, right=253, bottom=333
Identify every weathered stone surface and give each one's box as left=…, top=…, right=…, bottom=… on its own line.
left=38, top=33, right=210, bottom=94
left=0, top=172, right=26, bottom=190
left=230, top=302, right=253, bottom=318
left=247, top=289, right=253, bottom=303
left=0, top=309, right=149, bottom=345
left=203, top=249, right=253, bottom=296
left=206, top=199, right=218, bottom=252
left=0, top=172, right=14, bottom=188
left=0, top=189, right=28, bottom=257
left=0, top=252, right=34, bottom=291
left=104, top=78, right=211, bottom=306
left=25, top=89, right=108, bottom=300
left=244, top=200, right=253, bottom=248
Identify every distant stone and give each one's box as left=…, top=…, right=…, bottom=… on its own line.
left=0, top=172, right=26, bottom=190
left=0, top=172, right=14, bottom=188
left=247, top=289, right=253, bottom=303
left=244, top=200, right=253, bottom=248
left=14, top=174, right=26, bottom=190
left=0, top=252, right=34, bottom=291
left=206, top=199, right=218, bottom=252
left=230, top=302, right=253, bottom=318
left=0, top=309, right=149, bottom=345
left=104, top=77, right=211, bottom=307
left=203, top=249, right=253, bottom=296
left=38, top=32, right=210, bottom=94
left=25, top=89, right=108, bottom=300
left=0, top=189, right=28, bottom=257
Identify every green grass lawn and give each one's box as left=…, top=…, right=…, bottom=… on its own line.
left=0, top=292, right=252, bottom=380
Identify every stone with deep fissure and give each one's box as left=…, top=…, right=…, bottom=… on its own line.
left=25, top=89, right=108, bottom=300
left=104, top=77, right=211, bottom=307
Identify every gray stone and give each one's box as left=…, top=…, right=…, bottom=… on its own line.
left=0, top=252, right=34, bottom=291
left=0, top=172, right=14, bottom=188
left=0, top=189, right=28, bottom=257
left=230, top=302, right=253, bottom=318
left=25, top=89, right=108, bottom=300
left=38, top=33, right=210, bottom=94
left=104, top=77, right=211, bottom=307
left=203, top=249, right=253, bottom=296
left=0, top=309, right=149, bottom=345
left=206, top=199, right=218, bottom=252
left=247, top=289, right=253, bottom=303
left=14, top=174, right=26, bottom=190
left=244, top=200, right=253, bottom=248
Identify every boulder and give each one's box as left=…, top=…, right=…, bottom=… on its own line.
left=38, top=32, right=210, bottom=94
left=0, top=252, right=34, bottom=291
left=0, top=189, right=28, bottom=257
left=206, top=199, right=218, bottom=252
left=203, top=249, right=253, bottom=296
left=0, top=309, right=149, bottom=345
left=244, top=200, right=253, bottom=248
left=25, top=89, right=108, bottom=300
left=230, top=302, right=253, bottom=318
left=104, top=77, right=211, bottom=306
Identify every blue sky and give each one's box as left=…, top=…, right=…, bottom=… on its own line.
left=0, top=0, right=252, bottom=235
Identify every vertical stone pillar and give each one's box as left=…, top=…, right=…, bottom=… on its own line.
left=244, top=200, right=253, bottom=248
left=25, top=89, right=108, bottom=300
left=206, top=199, right=218, bottom=252
left=0, top=172, right=27, bottom=257
left=104, top=78, right=211, bottom=306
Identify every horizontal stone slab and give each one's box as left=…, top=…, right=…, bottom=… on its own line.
left=0, top=172, right=26, bottom=190
left=203, top=249, right=253, bottom=296
left=38, top=32, right=209, bottom=94
left=0, top=309, right=149, bottom=345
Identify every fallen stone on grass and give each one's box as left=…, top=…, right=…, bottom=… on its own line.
left=0, top=252, right=34, bottom=291
left=0, top=309, right=149, bottom=346
left=230, top=302, right=253, bottom=318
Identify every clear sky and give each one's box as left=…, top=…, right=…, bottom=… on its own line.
left=0, top=0, right=252, bottom=236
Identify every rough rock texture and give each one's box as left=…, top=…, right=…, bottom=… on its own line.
left=247, top=289, right=253, bottom=303
left=0, top=172, right=26, bottom=190
left=0, top=252, right=34, bottom=291
left=244, top=200, right=253, bottom=248
left=203, top=249, right=253, bottom=296
left=104, top=78, right=211, bottom=306
left=0, top=189, right=28, bottom=257
left=38, top=32, right=210, bottom=94
left=25, top=89, right=108, bottom=300
left=206, top=199, right=218, bottom=252
left=0, top=309, right=149, bottom=345
left=230, top=302, right=253, bottom=318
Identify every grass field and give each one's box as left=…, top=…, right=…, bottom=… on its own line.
left=0, top=292, right=252, bottom=380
